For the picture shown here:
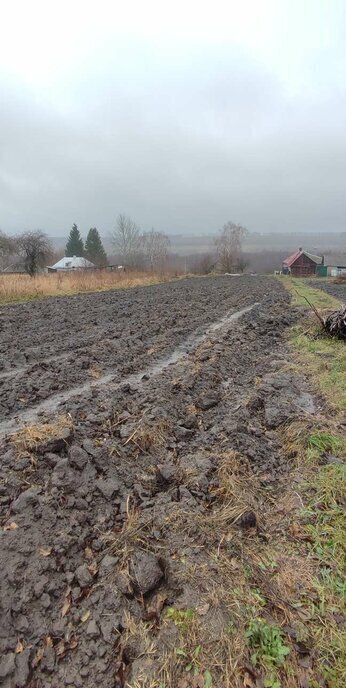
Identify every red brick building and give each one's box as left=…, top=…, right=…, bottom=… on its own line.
left=282, top=248, right=323, bottom=276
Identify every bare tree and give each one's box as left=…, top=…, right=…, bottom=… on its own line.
left=141, top=230, right=170, bottom=272
left=17, top=230, right=53, bottom=277
left=238, top=255, right=250, bottom=273
left=215, top=221, right=248, bottom=272
left=191, top=253, right=216, bottom=274
left=0, top=231, right=18, bottom=270
left=112, top=214, right=142, bottom=268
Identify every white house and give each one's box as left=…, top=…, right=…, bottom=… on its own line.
left=48, top=256, right=96, bottom=272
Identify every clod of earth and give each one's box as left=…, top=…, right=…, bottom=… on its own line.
left=95, top=479, right=121, bottom=499
left=37, top=426, right=73, bottom=454
left=75, top=564, right=94, bottom=588
left=130, top=550, right=164, bottom=595
left=11, top=486, right=41, bottom=513
left=68, top=445, right=89, bottom=470
left=196, top=392, right=220, bottom=410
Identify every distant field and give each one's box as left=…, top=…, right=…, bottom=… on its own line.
left=0, top=269, right=178, bottom=303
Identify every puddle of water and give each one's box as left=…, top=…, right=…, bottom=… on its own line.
left=0, top=302, right=258, bottom=435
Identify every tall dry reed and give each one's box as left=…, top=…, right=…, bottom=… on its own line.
left=0, top=269, right=178, bottom=303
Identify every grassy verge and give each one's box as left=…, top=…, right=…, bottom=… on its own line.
left=290, top=325, right=346, bottom=412
left=0, top=270, right=181, bottom=305
left=279, top=276, right=345, bottom=411
left=277, top=277, right=341, bottom=309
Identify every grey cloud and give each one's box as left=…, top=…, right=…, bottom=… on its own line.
left=1, top=45, right=346, bottom=236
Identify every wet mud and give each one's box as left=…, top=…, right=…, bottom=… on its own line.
left=0, top=277, right=318, bottom=687
left=1, top=277, right=273, bottom=424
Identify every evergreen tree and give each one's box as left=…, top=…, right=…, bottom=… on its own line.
left=84, top=227, right=107, bottom=266
left=65, top=224, right=84, bottom=256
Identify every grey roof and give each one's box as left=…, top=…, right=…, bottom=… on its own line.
left=50, top=256, right=95, bottom=269
left=322, top=254, right=346, bottom=267
left=304, top=251, right=323, bottom=264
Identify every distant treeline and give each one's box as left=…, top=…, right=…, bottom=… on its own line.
left=1, top=217, right=304, bottom=276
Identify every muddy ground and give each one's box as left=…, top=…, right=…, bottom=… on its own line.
left=1, top=276, right=277, bottom=424
left=307, top=279, right=346, bottom=303
left=0, top=277, right=319, bottom=687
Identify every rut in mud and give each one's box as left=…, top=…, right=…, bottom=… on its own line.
left=0, top=302, right=258, bottom=435
left=0, top=276, right=270, bottom=424
left=0, top=277, right=318, bottom=687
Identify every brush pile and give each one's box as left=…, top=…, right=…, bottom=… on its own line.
left=324, top=305, right=346, bottom=339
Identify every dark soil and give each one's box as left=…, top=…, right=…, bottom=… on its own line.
left=1, top=276, right=277, bottom=423
left=308, top=279, right=346, bottom=302
left=0, top=277, right=318, bottom=687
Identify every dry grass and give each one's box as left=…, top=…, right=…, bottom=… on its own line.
left=102, top=502, right=154, bottom=572
left=122, top=418, right=170, bottom=454
left=11, top=415, right=73, bottom=454
left=209, top=450, right=260, bottom=527
left=289, top=321, right=346, bottom=412
left=0, top=269, right=180, bottom=304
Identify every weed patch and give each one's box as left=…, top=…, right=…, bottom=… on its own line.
left=246, top=619, right=290, bottom=667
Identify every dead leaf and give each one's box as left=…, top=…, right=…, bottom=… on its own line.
left=145, top=592, right=167, bottom=620
left=87, top=561, right=98, bottom=576
left=61, top=589, right=72, bottom=618
left=45, top=636, right=53, bottom=648
left=55, top=640, right=65, bottom=657
left=84, top=546, right=93, bottom=559
left=32, top=647, right=44, bottom=667
left=243, top=673, right=255, bottom=688
left=39, top=547, right=52, bottom=557
left=15, top=640, right=24, bottom=654
left=69, top=638, right=78, bottom=650
left=289, top=523, right=313, bottom=542
left=80, top=610, right=91, bottom=623
left=3, top=522, right=18, bottom=531
left=242, top=664, right=259, bottom=688
left=88, top=366, right=102, bottom=379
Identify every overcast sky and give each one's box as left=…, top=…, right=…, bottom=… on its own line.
left=1, top=0, right=346, bottom=236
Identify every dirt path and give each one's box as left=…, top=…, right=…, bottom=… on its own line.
left=0, top=277, right=323, bottom=687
